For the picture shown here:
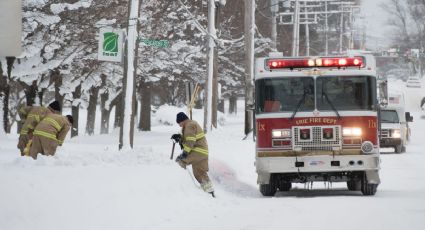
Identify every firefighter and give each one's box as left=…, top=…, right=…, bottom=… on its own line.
left=17, top=101, right=61, bottom=156
left=29, top=114, right=73, bottom=159
left=172, top=112, right=215, bottom=197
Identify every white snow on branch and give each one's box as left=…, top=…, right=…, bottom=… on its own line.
left=50, top=0, right=93, bottom=15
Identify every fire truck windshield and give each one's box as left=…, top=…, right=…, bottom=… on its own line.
left=256, top=75, right=376, bottom=114
left=317, top=76, right=376, bottom=111
left=256, top=77, right=315, bottom=113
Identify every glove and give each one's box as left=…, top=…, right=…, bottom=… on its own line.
left=171, top=134, right=182, bottom=142
left=176, top=151, right=188, bottom=161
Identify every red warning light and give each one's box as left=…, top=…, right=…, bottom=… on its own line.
left=267, top=56, right=364, bottom=69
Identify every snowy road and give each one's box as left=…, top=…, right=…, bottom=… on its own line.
left=1, top=84, right=425, bottom=230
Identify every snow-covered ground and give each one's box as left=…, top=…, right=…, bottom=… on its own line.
left=1, top=79, right=425, bottom=230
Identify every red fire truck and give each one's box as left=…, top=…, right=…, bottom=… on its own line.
left=254, top=53, right=380, bottom=196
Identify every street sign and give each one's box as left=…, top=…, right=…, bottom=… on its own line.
left=98, top=27, right=124, bottom=62
left=139, top=38, right=169, bottom=48
left=0, top=0, right=22, bottom=56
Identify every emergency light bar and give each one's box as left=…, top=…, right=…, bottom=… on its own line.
left=267, top=57, right=364, bottom=70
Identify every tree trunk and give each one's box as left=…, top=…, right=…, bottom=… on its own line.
left=38, top=88, right=45, bottom=106
left=3, top=57, right=16, bottom=133
left=0, top=61, right=5, bottom=133
left=24, top=80, right=38, bottom=106
left=71, top=84, right=81, bottom=138
left=138, top=80, right=151, bottom=131
left=218, top=99, right=224, bottom=113
left=229, top=94, right=237, bottom=114
left=52, top=68, right=64, bottom=107
left=100, top=74, right=110, bottom=134
left=85, top=85, right=100, bottom=135
left=2, top=86, right=10, bottom=133
left=114, top=93, right=122, bottom=128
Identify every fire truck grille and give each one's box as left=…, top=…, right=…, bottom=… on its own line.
left=293, top=126, right=341, bottom=151
left=380, top=129, right=390, bottom=138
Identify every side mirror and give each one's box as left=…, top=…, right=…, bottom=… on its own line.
left=405, top=112, right=413, bottom=122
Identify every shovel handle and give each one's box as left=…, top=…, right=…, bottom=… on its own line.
left=170, top=142, right=176, bottom=160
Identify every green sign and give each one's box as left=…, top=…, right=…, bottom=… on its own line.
left=139, top=38, right=170, bottom=48
left=103, top=32, right=119, bottom=57
left=98, top=28, right=123, bottom=62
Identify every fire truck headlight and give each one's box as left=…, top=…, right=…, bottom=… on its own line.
left=272, top=129, right=291, bottom=138
left=391, top=129, right=401, bottom=138
left=343, top=127, right=362, bottom=137
left=361, top=141, right=374, bottom=154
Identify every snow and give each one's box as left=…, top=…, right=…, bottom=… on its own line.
left=50, top=0, right=93, bottom=15
left=1, top=80, right=425, bottom=230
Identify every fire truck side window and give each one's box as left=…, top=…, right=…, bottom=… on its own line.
left=256, top=77, right=314, bottom=113
left=317, top=76, right=376, bottom=111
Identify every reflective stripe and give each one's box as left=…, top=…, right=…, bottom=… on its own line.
left=185, top=133, right=205, bottom=142
left=185, top=136, right=196, bottom=141
left=33, top=130, right=58, bottom=142
left=183, top=144, right=192, bottom=153
left=183, top=145, right=208, bottom=155
left=193, top=147, right=208, bottom=155
left=195, top=132, right=205, bottom=139
left=44, top=117, right=61, bottom=131
left=20, top=130, right=28, bottom=135
left=27, top=124, right=34, bottom=130
left=28, top=114, right=40, bottom=122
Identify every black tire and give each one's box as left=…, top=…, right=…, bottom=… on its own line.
left=361, top=173, right=378, bottom=196
left=347, top=180, right=361, bottom=191
left=278, top=182, right=292, bottom=191
left=395, top=144, right=403, bottom=153
left=401, top=145, right=406, bottom=153
left=260, top=184, right=277, bottom=196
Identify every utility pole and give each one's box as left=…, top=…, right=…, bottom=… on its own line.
left=349, top=6, right=354, bottom=49
left=304, top=1, right=310, bottom=56
left=119, top=0, right=140, bottom=150
left=325, top=0, right=329, bottom=55
left=204, top=0, right=216, bottom=133
left=244, top=0, right=255, bottom=135
left=292, top=0, right=300, bottom=56
left=212, top=1, right=221, bottom=129
left=339, top=1, right=344, bottom=53
left=271, top=0, right=278, bottom=51
left=277, top=0, right=357, bottom=56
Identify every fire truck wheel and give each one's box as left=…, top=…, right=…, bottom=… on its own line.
left=278, top=182, right=292, bottom=191
left=347, top=180, right=361, bottom=191
left=260, top=184, right=277, bottom=196
left=361, top=173, right=378, bottom=196
left=395, top=144, right=405, bottom=153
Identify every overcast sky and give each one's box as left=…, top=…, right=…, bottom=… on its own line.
left=361, top=0, right=392, bottom=50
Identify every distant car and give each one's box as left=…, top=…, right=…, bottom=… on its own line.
left=406, top=76, right=422, bottom=88
left=379, top=93, right=413, bottom=153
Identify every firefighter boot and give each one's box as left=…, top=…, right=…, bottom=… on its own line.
left=201, top=181, right=215, bottom=197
